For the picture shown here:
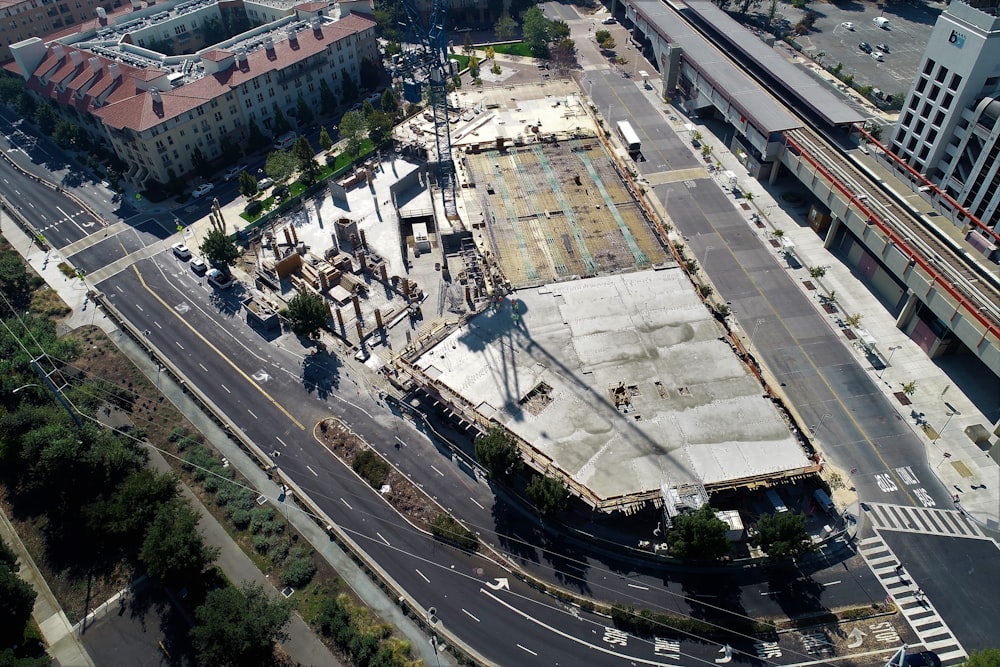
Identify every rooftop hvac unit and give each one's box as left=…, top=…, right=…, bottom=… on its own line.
left=52, top=44, right=65, bottom=60
left=236, top=48, right=248, bottom=63
left=264, top=36, right=274, bottom=51
left=69, top=50, right=83, bottom=66
left=311, top=17, right=321, bottom=30
left=287, top=27, right=298, bottom=42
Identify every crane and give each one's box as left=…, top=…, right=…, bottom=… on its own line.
left=399, top=0, right=457, bottom=217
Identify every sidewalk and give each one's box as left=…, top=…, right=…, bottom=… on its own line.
left=664, top=101, right=1000, bottom=531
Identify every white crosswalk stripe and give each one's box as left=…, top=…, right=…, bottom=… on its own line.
left=864, top=502, right=989, bottom=539
left=858, top=536, right=968, bottom=665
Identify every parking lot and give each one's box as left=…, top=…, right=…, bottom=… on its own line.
left=774, top=0, right=945, bottom=101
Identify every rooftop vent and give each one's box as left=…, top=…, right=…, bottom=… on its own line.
left=88, top=56, right=101, bottom=73
left=311, top=17, right=321, bottom=30
left=236, top=47, right=248, bottom=63
left=52, top=44, right=65, bottom=60
left=287, top=26, right=298, bottom=42
left=150, top=87, right=161, bottom=103
left=264, top=36, right=274, bottom=51
left=69, top=50, right=83, bottom=66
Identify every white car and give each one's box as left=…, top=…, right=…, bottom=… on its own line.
left=206, top=268, right=234, bottom=290
left=224, top=165, right=246, bottom=181
left=841, top=21, right=855, bottom=30
left=257, top=177, right=274, bottom=190
left=190, top=257, right=207, bottom=274
left=192, top=183, right=215, bottom=198
left=871, top=51, right=884, bottom=61
left=602, top=17, right=616, bottom=25
left=171, top=242, right=191, bottom=260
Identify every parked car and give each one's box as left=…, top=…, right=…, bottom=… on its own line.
left=273, top=185, right=290, bottom=202
left=876, top=42, right=890, bottom=53
left=601, top=16, right=616, bottom=24
left=871, top=51, right=884, bottom=61
left=873, top=16, right=890, bottom=29
left=171, top=242, right=191, bottom=260
left=841, top=21, right=855, bottom=30
left=858, top=42, right=872, bottom=53
left=257, top=176, right=274, bottom=190
left=224, top=165, right=247, bottom=181
left=273, top=131, right=296, bottom=150
left=206, top=268, right=234, bottom=290
left=192, top=183, right=215, bottom=198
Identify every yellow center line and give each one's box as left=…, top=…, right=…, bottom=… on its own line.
left=705, top=223, right=916, bottom=505
left=132, top=264, right=305, bottom=430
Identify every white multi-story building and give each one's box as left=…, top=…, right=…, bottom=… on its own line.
left=889, top=0, right=1000, bottom=234
left=6, top=0, right=377, bottom=186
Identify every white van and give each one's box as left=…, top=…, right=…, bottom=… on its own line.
left=273, top=131, right=296, bottom=151
left=873, top=16, right=890, bottom=29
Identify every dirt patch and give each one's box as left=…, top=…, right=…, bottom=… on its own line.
left=314, top=419, right=438, bottom=532
left=894, top=392, right=912, bottom=406
left=843, top=329, right=857, bottom=340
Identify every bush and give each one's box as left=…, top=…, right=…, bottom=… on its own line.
left=168, top=427, right=186, bottom=442
left=267, top=536, right=290, bottom=565
left=351, top=449, right=389, bottom=489
left=245, top=200, right=262, bottom=216
left=203, top=476, right=219, bottom=493
left=253, top=534, right=270, bottom=554
left=230, top=509, right=251, bottom=529
left=249, top=507, right=276, bottom=534
left=217, top=482, right=255, bottom=511
left=281, top=554, right=317, bottom=588
left=176, top=435, right=199, bottom=451
left=430, top=513, right=478, bottom=551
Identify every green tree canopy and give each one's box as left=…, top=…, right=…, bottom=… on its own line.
left=292, top=135, right=319, bottom=184
left=53, top=119, right=84, bottom=149
left=522, top=6, right=553, bottom=57
left=341, top=69, right=359, bottom=103
left=34, top=102, right=57, bottom=135
left=238, top=170, right=258, bottom=198
left=319, top=126, right=333, bottom=152
left=380, top=88, right=399, bottom=117
left=752, top=512, right=813, bottom=559
left=271, top=103, right=292, bottom=136
left=526, top=475, right=569, bottom=515
left=494, top=13, right=517, bottom=41
left=199, top=228, right=241, bottom=274
left=191, top=581, right=293, bottom=667
left=339, top=110, right=367, bottom=157
left=666, top=504, right=730, bottom=561
left=319, top=79, right=337, bottom=116
left=0, top=537, right=36, bottom=650
left=280, top=291, right=329, bottom=339
left=265, top=149, right=297, bottom=183
left=246, top=119, right=269, bottom=152
left=474, top=427, right=521, bottom=479
left=962, top=649, right=1000, bottom=667
left=139, top=500, right=218, bottom=585
left=359, top=57, right=380, bottom=91
left=366, top=110, right=393, bottom=145
left=295, top=93, right=313, bottom=126
left=85, top=469, right=179, bottom=544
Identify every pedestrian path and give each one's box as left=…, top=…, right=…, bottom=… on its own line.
left=864, top=502, right=992, bottom=540
left=857, top=536, right=968, bottom=665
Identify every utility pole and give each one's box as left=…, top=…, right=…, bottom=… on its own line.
left=30, top=356, right=81, bottom=426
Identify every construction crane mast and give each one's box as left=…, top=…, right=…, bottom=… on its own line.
left=399, top=0, right=457, bottom=217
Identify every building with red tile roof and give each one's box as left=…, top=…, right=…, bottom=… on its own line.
left=6, top=2, right=377, bottom=186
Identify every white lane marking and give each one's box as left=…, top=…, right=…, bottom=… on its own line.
left=248, top=409, right=258, bottom=419
left=221, top=384, right=231, bottom=393
left=627, top=583, right=649, bottom=590
left=395, top=436, right=406, bottom=447
left=462, top=608, right=481, bottom=623
left=199, top=363, right=208, bottom=372
left=136, top=304, right=144, bottom=311
left=470, top=497, right=485, bottom=510
left=276, top=436, right=287, bottom=448
left=480, top=587, right=711, bottom=666
left=341, top=497, right=352, bottom=509
left=430, top=464, right=445, bottom=477
left=176, top=341, right=184, bottom=350
left=306, top=465, right=318, bottom=477
left=154, top=321, right=162, bottom=329
left=821, top=580, right=842, bottom=587
left=416, top=569, right=430, bottom=584
left=516, top=644, right=537, bottom=656
left=377, top=532, right=390, bottom=546
left=115, top=285, right=123, bottom=293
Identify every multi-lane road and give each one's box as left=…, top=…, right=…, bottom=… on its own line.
left=2, top=10, right=998, bottom=664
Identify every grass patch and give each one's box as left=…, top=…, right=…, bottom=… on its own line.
left=57, top=262, right=76, bottom=278
left=449, top=54, right=470, bottom=70
left=489, top=42, right=533, bottom=57
left=30, top=287, right=71, bottom=317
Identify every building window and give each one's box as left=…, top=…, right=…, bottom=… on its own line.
left=935, top=66, right=947, bottom=83
left=923, top=59, right=935, bottom=75
left=174, top=24, right=186, bottom=35
left=214, top=111, right=223, bottom=121
left=943, top=92, right=954, bottom=108
left=915, top=77, right=927, bottom=94
left=245, top=99, right=252, bottom=108
left=949, top=73, right=962, bottom=91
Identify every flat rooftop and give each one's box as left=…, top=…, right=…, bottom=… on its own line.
left=414, top=270, right=814, bottom=504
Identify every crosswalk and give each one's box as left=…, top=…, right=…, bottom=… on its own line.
left=863, top=502, right=990, bottom=540
left=858, top=536, right=968, bottom=665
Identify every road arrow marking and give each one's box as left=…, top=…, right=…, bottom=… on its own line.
left=848, top=628, right=867, bottom=648
left=487, top=577, right=509, bottom=591
left=715, top=644, right=732, bottom=663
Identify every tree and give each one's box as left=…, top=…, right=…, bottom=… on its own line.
left=292, top=135, right=319, bottom=184
left=319, top=126, right=333, bottom=152
left=265, top=149, right=297, bottom=183
left=0, top=538, right=36, bottom=650
left=522, top=6, right=552, bottom=57
left=901, top=380, right=918, bottom=396
left=139, top=500, right=218, bottom=585
left=271, top=103, right=292, bottom=136
left=191, top=581, right=293, bottom=667
left=752, top=512, right=812, bottom=559
left=85, top=468, right=179, bottom=544
left=526, top=475, right=569, bottom=515
left=53, top=119, right=83, bottom=149
left=550, top=38, right=577, bottom=71
left=199, top=228, right=241, bottom=275
left=366, top=110, right=393, bottom=145
left=463, top=32, right=474, bottom=55
left=341, top=69, right=359, bottom=104
left=474, top=427, right=521, bottom=479
left=665, top=504, right=730, bottom=561
left=737, top=0, right=762, bottom=14
left=238, top=170, right=258, bottom=198
left=246, top=119, right=269, bottom=153
left=494, top=13, right=517, bottom=41
left=192, top=147, right=211, bottom=179
left=359, top=57, right=381, bottom=92
left=34, top=102, right=57, bottom=135
left=319, top=79, right=337, bottom=116
left=962, top=649, right=1000, bottom=667
left=280, top=291, right=329, bottom=339
left=295, top=93, right=314, bottom=126
left=339, top=110, right=367, bottom=157
left=379, top=88, right=399, bottom=117
left=765, top=0, right=779, bottom=29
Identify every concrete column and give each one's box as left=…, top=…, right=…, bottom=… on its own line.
left=360, top=229, right=368, bottom=249
left=352, top=294, right=362, bottom=319
left=335, top=307, right=344, bottom=330
left=379, top=264, right=388, bottom=282
left=283, top=227, right=292, bottom=246
left=768, top=160, right=781, bottom=185
left=359, top=251, right=368, bottom=272
left=290, top=225, right=298, bottom=244
left=895, top=290, right=919, bottom=330
left=355, top=322, right=364, bottom=340
left=375, top=308, right=383, bottom=329
left=823, top=217, right=841, bottom=250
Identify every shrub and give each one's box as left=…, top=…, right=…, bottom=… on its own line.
left=253, top=534, right=270, bottom=554
left=351, top=448, right=389, bottom=489
left=245, top=200, right=262, bottom=216
left=177, top=435, right=199, bottom=451
left=267, top=536, right=289, bottom=564
left=203, top=476, right=219, bottom=493
left=249, top=507, right=276, bottom=534
left=281, top=554, right=317, bottom=588
left=168, top=427, right=186, bottom=442
left=430, top=513, right=478, bottom=551
left=230, top=509, right=251, bottom=529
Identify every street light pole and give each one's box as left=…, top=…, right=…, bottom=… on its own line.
left=878, top=345, right=901, bottom=379
left=811, top=412, right=832, bottom=435
left=932, top=410, right=960, bottom=445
